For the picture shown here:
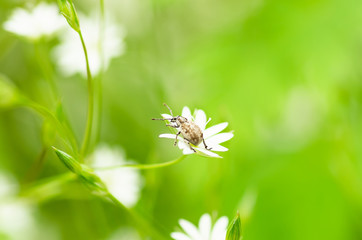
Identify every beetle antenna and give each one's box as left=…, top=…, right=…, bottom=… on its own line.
left=152, top=118, right=172, bottom=121
left=163, top=103, right=174, bottom=116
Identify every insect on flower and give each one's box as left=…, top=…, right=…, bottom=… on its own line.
left=152, top=103, right=211, bottom=152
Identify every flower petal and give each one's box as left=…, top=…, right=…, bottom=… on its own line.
left=161, top=113, right=173, bottom=119
left=171, top=232, right=192, bottom=240
left=178, top=141, right=195, bottom=155
left=159, top=133, right=176, bottom=139
left=179, top=219, right=201, bottom=240
left=198, top=214, right=212, bottom=240
left=203, top=122, right=228, bottom=139
left=208, top=144, right=228, bottom=152
left=182, top=106, right=193, bottom=120
left=194, top=109, right=207, bottom=131
left=211, top=216, right=228, bottom=240
left=196, top=147, right=222, bottom=158
left=206, top=132, right=234, bottom=145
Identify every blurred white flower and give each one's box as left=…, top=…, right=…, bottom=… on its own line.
left=0, top=171, right=58, bottom=240
left=108, top=227, right=141, bottom=240
left=0, top=200, right=37, bottom=240
left=238, top=187, right=258, bottom=222
left=53, top=13, right=125, bottom=76
left=159, top=106, right=233, bottom=158
left=257, top=86, right=325, bottom=151
left=282, top=87, right=322, bottom=141
left=171, top=213, right=228, bottom=240
left=3, top=3, right=64, bottom=40
left=0, top=171, right=18, bottom=198
left=91, top=145, right=142, bottom=208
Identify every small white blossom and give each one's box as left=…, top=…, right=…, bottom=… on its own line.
left=171, top=213, right=228, bottom=240
left=53, top=13, right=125, bottom=76
left=3, top=3, right=64, bottom=40
left=91, top=145, right=142, bottom=208
left=159, top=106, right=233, bottom=158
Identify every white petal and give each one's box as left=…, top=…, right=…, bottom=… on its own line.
left=198, top=214, right=212, bottom=240
left=203, top=122, right=228, bottom=139
left=171, top=232, right=192, bottom=240
left=208, top=144, right=228, bottom=152
left=161, top=114, right=172, bottom=119
left=196, top=147, right=222, bottom=158
left=206, top=133, right=234, bottom=145
left=211, top=216, right=228, bottom=240
left=179, top=219, right=201, bottom=240
left=159, top=133, right=176, bottom=139
left=206, top=118, right=212, bottom=125
left=182, top=107, right=193, bottom=120
left=194, top=109, right=207, bottom=131
left=178, top=141, right=195, bottom=155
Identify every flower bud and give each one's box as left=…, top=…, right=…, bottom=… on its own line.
left=53, top=147, right=107, bottom=193
left=226, top=212, right=242, bottom=240
left=57, top=0, right=80, bottom=32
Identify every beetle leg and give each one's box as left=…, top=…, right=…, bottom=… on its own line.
left=203, top=138, right=212, bottom=150
left=184, top=139, right=196, bottom=152
left=166, top=124, right=178, bottom=128
left=174, top=131, right=181, bottom=146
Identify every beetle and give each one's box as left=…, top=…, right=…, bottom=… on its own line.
left=152, top=103, right=211, bottom=152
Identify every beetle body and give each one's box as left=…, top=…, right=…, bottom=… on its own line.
left=173, top=116, right=203, bottom=146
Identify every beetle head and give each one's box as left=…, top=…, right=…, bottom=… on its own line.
left=174, top=116, right=187, bottom=124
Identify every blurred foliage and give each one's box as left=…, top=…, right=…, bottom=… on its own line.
left=0, top=0, right=362, bottom=239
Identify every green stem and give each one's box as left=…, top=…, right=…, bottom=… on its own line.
left=20, top=173, right=75, bottom=201
left=96, top=155, right=187, bottom=170
left=95, top=0, right=105, bottom=145
left=33, top=39, right=79, bottom=157
left=23, top=146, right=48, bottom=184
left=34, top=41, right=58, bottom=101
left=79, top=31, right=94, bottom=159
left=25, top=101, right=78, bottom=155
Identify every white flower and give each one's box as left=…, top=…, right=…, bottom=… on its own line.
left=53, top=13, right=125, bottom=76
left=159, top=106, right=233, bottom=158
left=3, top=3, right=64, bottom=40
left=91, top=145, right=142, bottom=208
left=171, top=213, right=228, bottom=240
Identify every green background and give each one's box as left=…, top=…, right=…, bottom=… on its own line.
left=0, top=0, right=361, bottom=239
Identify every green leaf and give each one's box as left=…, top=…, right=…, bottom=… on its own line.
left=226, top=212, right=242, bottom=240
left=57, top=0, right=80, bottom=32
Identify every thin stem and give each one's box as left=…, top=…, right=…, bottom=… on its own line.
left=20, top=173, right=75, bottom=201
left=95, top=0, right=105, bottom=145
left=96, top=155, right=187, bottom=170
left=22, top=146, right=48, bottom=184
left=25, top=101, right=78, bottom=155
left=34, top=41, right=58, bottom=101
left=79, top=31, right=94, bottom=159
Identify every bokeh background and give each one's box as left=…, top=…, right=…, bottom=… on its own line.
left=0, top=0, right=362, bottom=239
